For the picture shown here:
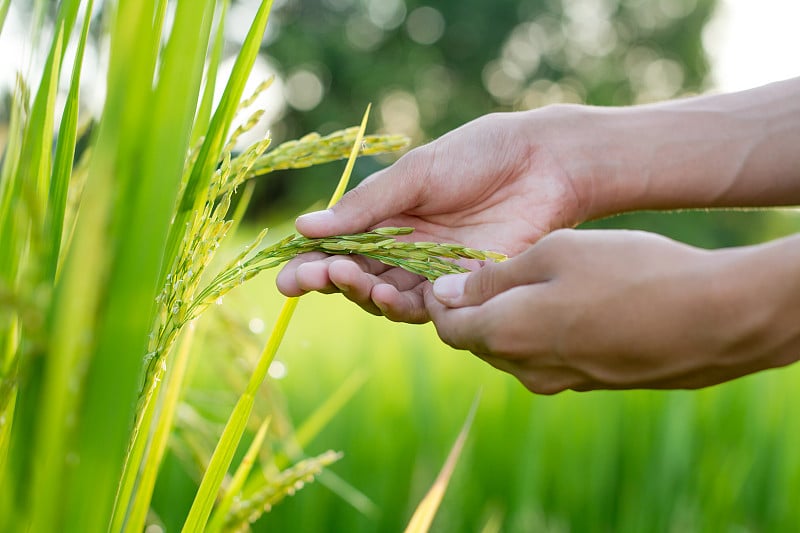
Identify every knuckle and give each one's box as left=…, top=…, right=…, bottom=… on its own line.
left=395, top=144, right=431, bottom=178
left=467, top=266, right=501, bottom=302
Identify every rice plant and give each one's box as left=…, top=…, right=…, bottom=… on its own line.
left=0, top=1, right=507, bottom=530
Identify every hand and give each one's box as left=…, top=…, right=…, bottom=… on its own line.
left=425, top=229, right=800, bottom=393
left=277, top=109, right=589, bottom=322
left=277, top=78, right=800, bottom=325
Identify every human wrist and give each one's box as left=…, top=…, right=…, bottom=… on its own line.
left=708, top=235, right=800, bottom=372
left=518, top=79, right=800, bottom=222
left=516, top=104, right=656, bottom=223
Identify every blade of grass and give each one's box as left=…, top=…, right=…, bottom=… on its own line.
left=0, top=384, right=15, bottom=485
left=123, top=326, right=198, bottom=533
left=181, top=298, right=298, bottom=532
left=294, top=370, right=367, bottom=451
left=182, top=105, right=371, bottom=532
left=0, top=0, right=9, bottom=36
left=316, top=471, right=380, bottom=518
left=242, top=370, right=373, bottom=514
left=46, top=0, right=95, bottom=281
left=12, top=28, right=69, bottom=532
left=206, top=416, right=271, bottom=533
left=0, top=386, right=15, bottom=529
left=404, top=394, right=480, bottom=533
left=329, top=104, right=371, bottom=207
left=53, top=0, right=82, bottom=56
left=191, top=0, right=230, bottom=147
left=17, top=26, right=64, bottom=248
left=0, top=80, right=26, bottom=416
left=54, top=0, right=216, bottom=529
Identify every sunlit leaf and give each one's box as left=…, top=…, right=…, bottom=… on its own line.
left=404, top=394, right=480, bottom=533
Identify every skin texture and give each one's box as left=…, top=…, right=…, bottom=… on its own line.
left=276, top=78, right=800, bottom=393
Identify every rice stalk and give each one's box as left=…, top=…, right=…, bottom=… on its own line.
left=249, top=127, right=408, bottom=175
left=122, top=326, right=197, bottom=533
left=191, top=228, right=506, bottom=321
left=181, top=102, right=372, bottom=533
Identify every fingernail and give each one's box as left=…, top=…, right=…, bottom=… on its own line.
left=433, top=273, right=468, bottom=303
left=297, top=209, right=334, bottom=226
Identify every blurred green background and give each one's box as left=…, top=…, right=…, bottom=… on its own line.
left=254, top=0, right=800, bottom=531
left=173, top=0, right=800, bottom=531
left=5, top=0, right=800, bottom=530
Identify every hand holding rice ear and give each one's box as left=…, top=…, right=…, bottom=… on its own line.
left=278, top=77, right=800, bottom=393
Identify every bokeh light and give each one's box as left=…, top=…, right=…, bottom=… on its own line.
left=406, top=6, right=446, bottom=45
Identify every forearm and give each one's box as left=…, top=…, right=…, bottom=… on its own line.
left=525, top=78, right=800, bottom=220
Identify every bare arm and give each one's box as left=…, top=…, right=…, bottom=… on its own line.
left=551, top=77, right=800, bottom=220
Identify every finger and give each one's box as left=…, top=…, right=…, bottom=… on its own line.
left=432, top=250, right=549, bottom=308
left=295, top=147, right=430, bottom=237
left=277, top=250, right=399, bottom=297
left=276, top=252, right=330, bottom=296
left=327, top=259, right=386, bottom=316
left=329, top=260, right=429, bottom=322
left=371, top=281, right=429, bottom=324
left=423, top=285, right=488, bottom=353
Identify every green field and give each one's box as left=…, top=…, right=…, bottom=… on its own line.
left=158, top=211, right=800, bottom=532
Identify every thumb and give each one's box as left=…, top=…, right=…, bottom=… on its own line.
left=432, top=258, right=532, bottom=308
left=295, top=150, right=427, bottom=238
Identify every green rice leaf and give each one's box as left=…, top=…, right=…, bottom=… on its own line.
left=206, top=416, right=272, bottom=533
left=192, top=0, right=230, bottom=146
left=329, top=104, right=371, bottom=207
left=10, top=26, right=68, bottom=533
left=0, top=79, right=27, bottom=295
left=53, top=0, right=82, bottom=55
left=0, top=0, right=10, bottom=36
left=46, top=0, right=95, bottom=281
left=182, top=296, right=299, bottom=532
left=16, top=26, right=64, bottom=245
left=48, top=0, right=216, bottom=529
left=404, top=394, right=480, bottom=533
left=293, top=370, right=367, bottom=453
